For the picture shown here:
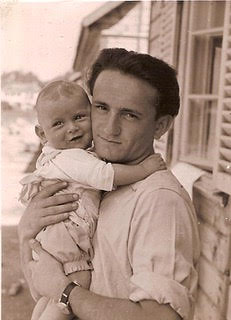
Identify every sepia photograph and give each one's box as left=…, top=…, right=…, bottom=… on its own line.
left=1, top=1, right=231, bottom=320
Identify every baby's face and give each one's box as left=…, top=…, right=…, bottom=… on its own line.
left=37, top=94, right=92, bottom=150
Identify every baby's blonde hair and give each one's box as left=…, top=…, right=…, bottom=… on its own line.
left=35, top=80, right=90, bottom=110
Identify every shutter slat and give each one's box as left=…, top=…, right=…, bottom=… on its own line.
left=219, top=160, right=231, bottom=174
left=220, top=148, right=231, bottom=162
left=221, top=135, right=231, bottom=149
left=223, top=99, right=231, bottom=109
left=225, top=61, right=231, bottom=71
left=224, top=86, right=231, bottom=96
left=213, top=0, right=231, bottom=195
left=223, top=110, right=231, bottom=122
left=222, top=123, right=231, bottom=136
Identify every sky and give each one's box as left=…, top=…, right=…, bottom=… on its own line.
left=1, top=0, right=104, bottom=82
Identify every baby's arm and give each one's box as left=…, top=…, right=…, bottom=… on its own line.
left=112, top=153, right=166, bottom=186
left=48, top=149, right=165, bottom=191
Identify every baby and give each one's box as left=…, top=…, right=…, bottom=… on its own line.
left=19, top=80, right=165, bottom=320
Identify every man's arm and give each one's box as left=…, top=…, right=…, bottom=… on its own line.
left=29, top=240, right=181, bottom=320
left=35, top=265, right=182, bottom=320
left=69, top=286, right=181, bottom=320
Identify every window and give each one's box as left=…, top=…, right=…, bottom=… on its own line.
left=180, top=2, right=225, bottom=170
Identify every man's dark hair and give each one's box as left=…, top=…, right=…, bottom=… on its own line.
left=87, top=48, right=180, bottom=119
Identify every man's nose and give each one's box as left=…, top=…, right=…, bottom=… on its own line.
left=104, top=114, right=121, bottom=136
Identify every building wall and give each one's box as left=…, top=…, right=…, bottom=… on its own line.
left=73, top=1, right=150, bottom=85
left=193, top=175, right=231, bottom=320
left=101, top=1, right=150, bottom=53
left=149, top=1, right=231, bottom=319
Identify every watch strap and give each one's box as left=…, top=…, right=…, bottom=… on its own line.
left=59, top=281, right=81, bottom=313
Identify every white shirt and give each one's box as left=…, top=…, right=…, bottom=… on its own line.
left=90, top=170, right=200, bottom=320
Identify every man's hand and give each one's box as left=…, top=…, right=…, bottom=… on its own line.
left=29, top=239, right=69, bottom=301
left=139, top=153, right=166, bottom=175
left=18, top=181, right=79, bottom=243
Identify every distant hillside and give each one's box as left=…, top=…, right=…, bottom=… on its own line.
left=1, top=71, right=43, bottom=88
left=1, top=71, right=44, bottom=110
left=1, top=70, right=79, bottom=111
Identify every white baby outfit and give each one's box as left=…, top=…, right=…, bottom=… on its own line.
left=19, top=145, right=114, bottom=274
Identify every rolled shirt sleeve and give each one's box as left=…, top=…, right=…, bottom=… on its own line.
left=128, top=188, right=200, bottom=320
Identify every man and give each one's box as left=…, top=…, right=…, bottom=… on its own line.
left=18, top=48, right=200, bottom=320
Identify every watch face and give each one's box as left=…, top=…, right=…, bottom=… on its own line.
left=56, top=302, right=71, bottom=315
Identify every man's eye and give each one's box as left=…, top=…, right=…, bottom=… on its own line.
left=124, top=113, right=137, bottom=121
left=95, top=104, right=107, bottom=112
left=53, top=121, right=63, bottom=127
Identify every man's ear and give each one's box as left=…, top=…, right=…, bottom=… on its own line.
left=35, top=125, right=47, bottom=145
left=153, top=115, right=174, bottom=140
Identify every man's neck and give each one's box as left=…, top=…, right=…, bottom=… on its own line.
left=117, top=150, right=155, bottom=166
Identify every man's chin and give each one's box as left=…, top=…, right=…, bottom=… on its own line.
left=96, top=149, right=124, bottom=163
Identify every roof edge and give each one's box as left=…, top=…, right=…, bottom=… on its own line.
left=82, top=1, right=124, bottom=27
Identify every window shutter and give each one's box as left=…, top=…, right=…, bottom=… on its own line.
left=149, top=1, right=179, bottom=163
left=213, top=1, right=231, bottom=195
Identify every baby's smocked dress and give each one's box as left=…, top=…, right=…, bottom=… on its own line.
left=19, top=145, right=114, bottom=275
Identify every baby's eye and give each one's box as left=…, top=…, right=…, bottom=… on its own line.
left=74, top=114, right=85, bottom=120
left=53, top=120, right=63, bottom=127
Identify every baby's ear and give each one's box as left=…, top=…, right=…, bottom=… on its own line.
left=35, top=125, right=47, bottom=145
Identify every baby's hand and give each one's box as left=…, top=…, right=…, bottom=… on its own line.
left=140, top=153, right=166, bottom=175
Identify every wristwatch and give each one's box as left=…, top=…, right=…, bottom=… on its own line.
left=57, top=281, right=81, bottom=314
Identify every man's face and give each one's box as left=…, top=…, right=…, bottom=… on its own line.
left=91, top=70, right=159, bottom=164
